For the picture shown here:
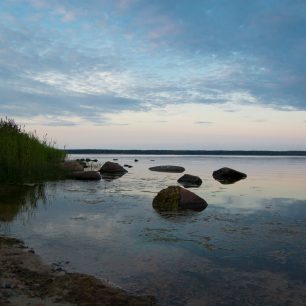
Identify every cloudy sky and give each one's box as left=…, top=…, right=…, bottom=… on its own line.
left=1, top=0, right=306, bottom=149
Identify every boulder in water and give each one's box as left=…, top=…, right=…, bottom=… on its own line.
left=152, top=186, right=207, bottom=211
left=213, top=167, right=247, bottom=184
left=149, top=165, right=185, bottom=173
left=177, top=174, right=202, bottom=188
left=99, top=161, right=128, bottom=174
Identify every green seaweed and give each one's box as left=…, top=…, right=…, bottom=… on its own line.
left=152, top=186, right=181, bottom=211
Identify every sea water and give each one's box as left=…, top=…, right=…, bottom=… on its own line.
left=1, top=155, right=306, bottom=305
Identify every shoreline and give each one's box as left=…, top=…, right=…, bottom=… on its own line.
left=0, top=235, right=155, bottom=306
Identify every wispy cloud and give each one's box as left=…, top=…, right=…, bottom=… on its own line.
left=1, top=0, right=306, bottom=126
left=194, top=121, right=213, bottom=125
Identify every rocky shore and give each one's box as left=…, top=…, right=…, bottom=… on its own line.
left=0, top=236, right=155, bottom=306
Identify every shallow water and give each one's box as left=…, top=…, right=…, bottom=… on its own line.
left=1, top=155, right=306, bottom=305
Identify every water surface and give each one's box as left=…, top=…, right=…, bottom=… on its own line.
left=1, top=155, right=306, bottom=305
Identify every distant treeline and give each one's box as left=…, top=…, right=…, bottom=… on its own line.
left=66, top=149, right=306, bottom=156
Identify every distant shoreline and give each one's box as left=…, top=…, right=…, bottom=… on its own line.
left=66, top=149, right=306, bottom=156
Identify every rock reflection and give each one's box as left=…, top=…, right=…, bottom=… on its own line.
left=0, top=184, right=46, bottom=223
left=101, top=172, right=126, bottom=181
left=154, top=209, right=202, bottom=220
left=214, top=177, right=244, bottom=184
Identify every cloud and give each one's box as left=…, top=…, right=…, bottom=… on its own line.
left=0, top=85, right=142, bottom=124
left=194, top=121, right=213, bottom=125
left=1, top=0, right=306, bottom=125
left=252, top=119, right=267, bottom=123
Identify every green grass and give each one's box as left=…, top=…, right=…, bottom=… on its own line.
left=0, top=118, right=66, bottom=183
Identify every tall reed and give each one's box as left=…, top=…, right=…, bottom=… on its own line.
left=0, top=118, right=66, bottom=183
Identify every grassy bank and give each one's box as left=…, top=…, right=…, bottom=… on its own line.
left=0, top=118, right=66, bottom=183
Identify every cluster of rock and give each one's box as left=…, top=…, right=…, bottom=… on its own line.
left=62, top=159, right=247, bottom=214
left=149, top=166, right=204, bottom=212
left=62, top=160, right=128, bottom=181
left=150, top=165, right=246, bottom=212
left=76, top=158, right=98, bottom=162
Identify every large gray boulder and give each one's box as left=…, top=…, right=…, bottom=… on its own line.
left=149, top=165, right=185, bottom=173
left=177, top=174, right=202, bottom=188
left=72, top=171, right=101, bottom=181
left=99, top=161, right=128, bottom=174
left=213, top=167, right=247, bottom=184
left=152, top=186, right=207, bottom=211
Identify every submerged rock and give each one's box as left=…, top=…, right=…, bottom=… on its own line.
left=72, top=171, right=101, bottom=181
left=152, top=186, right=207, bottom=211
left=177, top=174, right=202, bottom=188
left=134, top=159, right=139, bottom=162
left=62, top=160, right=84, bottom=172
left=149, top=165, right=185, bottom=173
left=213, top=167, right=247, bottom=184
left=99, top=161, right=128, bottom=174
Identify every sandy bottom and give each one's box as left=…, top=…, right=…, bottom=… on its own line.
left=0, top=235, right=155, bottom=306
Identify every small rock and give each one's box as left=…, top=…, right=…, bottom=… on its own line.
left=178, top=174, right=202, bottom=188
left=149, top=165, right=185, bottom=173
left=134, top=159, right=139, bottom=162
left=124, top=164, right=133, bottom=168
left=213, top=167, right=247, bottom=184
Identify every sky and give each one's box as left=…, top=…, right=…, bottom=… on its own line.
left=0, top=0, right=306, bottom=150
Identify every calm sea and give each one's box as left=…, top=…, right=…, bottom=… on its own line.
left=1, top=155, right=306, bottom=305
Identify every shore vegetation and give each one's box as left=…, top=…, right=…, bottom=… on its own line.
left=0, top=117, right=66, bottom=183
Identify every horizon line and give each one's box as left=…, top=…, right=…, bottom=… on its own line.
left=65, top=149, right=306, bottom=156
